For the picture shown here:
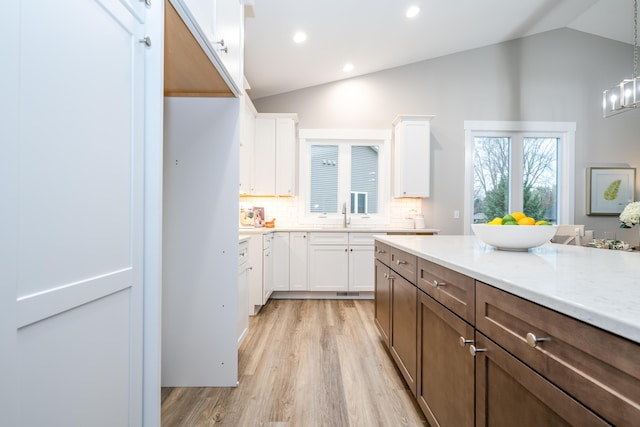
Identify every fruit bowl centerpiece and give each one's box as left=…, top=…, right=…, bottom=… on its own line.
left=472, top=213, right=557, bottom=251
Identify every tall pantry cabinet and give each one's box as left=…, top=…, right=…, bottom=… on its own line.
left=162, top=0, right=244, bottom=387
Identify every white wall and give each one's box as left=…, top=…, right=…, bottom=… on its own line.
left=252, top=29, right=640, bottom=242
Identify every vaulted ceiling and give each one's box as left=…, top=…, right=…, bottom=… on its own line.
left=244, top=0, right=636, bottom=99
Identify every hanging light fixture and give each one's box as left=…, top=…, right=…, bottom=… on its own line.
left=603, top=0, right=640, bottom=117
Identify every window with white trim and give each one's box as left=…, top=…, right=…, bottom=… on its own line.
left=463, top=121, right=576, bottom=234
left=299, top=129, right=391, bottom=225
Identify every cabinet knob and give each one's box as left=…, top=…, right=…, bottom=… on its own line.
left=469, top=345, right=487, bottom=356
left=138, top=36, right=152, bottom=47
left=383, top=273, right=389, bottom=279
left=525, top=332, right=550, bottom=348
left=459, top=336, right=473, bottom=347
left=432, top=279, right=446, bottom=287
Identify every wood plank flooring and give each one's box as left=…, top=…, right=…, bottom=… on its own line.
left=161, top=299, right=427, bottom=427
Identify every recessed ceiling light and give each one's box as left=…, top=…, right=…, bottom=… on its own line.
left=293, top=31, right=307, bottom=43
left=343, top=63, right=354, bottom=72
left=406, top=6, right=420, bottom=18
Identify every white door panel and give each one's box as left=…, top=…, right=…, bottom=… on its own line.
left=2, top=0, right=146, bottom=424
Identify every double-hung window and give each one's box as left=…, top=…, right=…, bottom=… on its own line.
left=299, top=129, right=391, bottom=225
left=464, top=121, right=576, bottom=234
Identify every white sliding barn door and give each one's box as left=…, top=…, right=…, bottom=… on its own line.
left=1, top=0, right=147, bottom=425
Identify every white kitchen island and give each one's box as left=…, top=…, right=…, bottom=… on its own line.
left=375, top=234, right=640, bottom=427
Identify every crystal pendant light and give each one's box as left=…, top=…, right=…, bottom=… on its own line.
left=603, top=0, right=639, bottom=117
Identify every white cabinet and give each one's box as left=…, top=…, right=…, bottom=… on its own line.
left=271, top=231, right=308, bottom=292
left=212, top=0, right=244, bottom=90
left=262, top=233, right=274, bottom=302
left=177, top=0, right=243, bottom=92
left=308, top=232, right=380, bottom=292
left=348, top=233, right=376, bottom=292
left=393, top=115, right=434, bottom=198
left=239, top=95, right=256, bottom=194
left=272, top=232, right=290, bottom=291
left=308, top=233, right=350, bottom=291
left=237, top=240, right=250, bottom=347
left=253, top=114, right=298, bottom=196
left=290, top=232, right=309, bottom=290
left=246, top=234, right=264, bottom=315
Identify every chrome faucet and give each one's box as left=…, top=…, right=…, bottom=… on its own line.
left=342, top=202, right=349, bottom=228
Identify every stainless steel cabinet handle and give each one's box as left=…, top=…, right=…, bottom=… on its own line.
left=459, top=336, right=473, bottom=347
left=469, top=345, right=487, bottom=356
left=140, top=0, right=151, bottom=5
left=396, top=259, right=407, bottom=265
left=526, top=332, right=550, bottom=348
left=377, top=249, right=386, bottom=254
left=388, top=275, right=395, bottom=280
left=432, top=280, right=446, bottom=287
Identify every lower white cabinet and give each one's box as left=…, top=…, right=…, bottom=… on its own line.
left=237, top=240, right=250, bottom=347
left=349, top=245, right=375, bottom=291
left=273, top=232, right=290, bottom=291
left=262, top=233, right=274, bottom=303
left=308, top=232, right=381, bottom=292
left=290, top=232, right=308, bottom=290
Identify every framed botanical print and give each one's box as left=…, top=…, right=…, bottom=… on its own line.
left=586, top=167, right=636, bottom=215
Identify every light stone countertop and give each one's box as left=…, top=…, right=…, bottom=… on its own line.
left=238, top=226, right=440, bottom=235
left=375, top=234, right=640, bottom=344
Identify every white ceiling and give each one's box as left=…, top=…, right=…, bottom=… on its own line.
left=244, top=0, right=636, bottom=99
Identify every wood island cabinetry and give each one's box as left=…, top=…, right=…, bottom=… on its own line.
left=417, top=261, right=475, bottom=427
left=375, top=237, right=640, bottom=427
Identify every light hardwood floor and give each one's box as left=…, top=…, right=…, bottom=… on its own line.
left=161, top=299, right=427, bottom=427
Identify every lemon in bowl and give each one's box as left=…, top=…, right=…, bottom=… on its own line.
left=471, top=223, right=558, bottom=251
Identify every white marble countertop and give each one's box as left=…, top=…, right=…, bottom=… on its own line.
left=375, top=234, right=640, bottom=344
left=238, top=226, right=440, bottom=235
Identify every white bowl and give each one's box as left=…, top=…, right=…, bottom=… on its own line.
left=471, top=224, right=558, bottom=251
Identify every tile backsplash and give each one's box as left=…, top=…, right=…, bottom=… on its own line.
left=239, top=196, right=425, bottom=228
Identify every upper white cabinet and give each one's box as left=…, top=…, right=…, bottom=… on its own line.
left=392, top=115, right=435, bottom=198
left=166, top=0, right=242, bottom=96
left=253, top=113, right=298, bottom=196
left=212, top=0, right=244, bottom=90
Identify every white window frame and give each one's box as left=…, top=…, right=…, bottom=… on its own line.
left=463, top=121, right=576, bottom=235
left=298, top=129, right=391, bottom=226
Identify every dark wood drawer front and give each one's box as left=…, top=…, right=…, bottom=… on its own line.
left=418, top=291, right=474, bottom=427
left=390, top=273, right=417, bottom=396
left=476, top=281, right=640, bottom=426
left=374, top=240, right=391, bottom=265
left=374, top=260, right=391, bottom=348
left=418, top=258, right=475, bottom=325
left=389, top=247, right=417, bottom=284
left=474, top=332, right=609, bottom=427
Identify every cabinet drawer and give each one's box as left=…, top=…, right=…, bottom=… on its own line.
left=476, top=281, right=640, bottom=426
left=418, top=259, right=475, bottom=325
left=374, top=240, right=391, bottom=265
left=308, top=232, right=348, bottom=245
left=348, top=232, right=379, bottom=245
left=390, top=247, right=417, bottom=284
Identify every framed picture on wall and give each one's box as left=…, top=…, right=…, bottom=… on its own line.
left=586, top=167, right=636, bottom=215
